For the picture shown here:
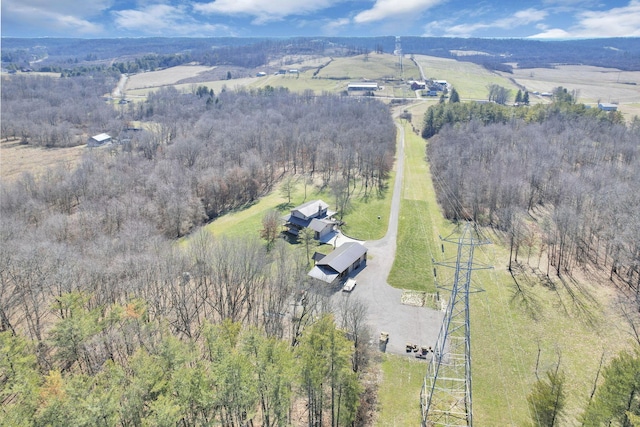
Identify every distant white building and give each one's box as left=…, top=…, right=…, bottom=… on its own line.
left=598, top=103, right=618, bottom=111
left=87, top=133, right=112, bottom=147
left=347, top=82, right=379, bottom=91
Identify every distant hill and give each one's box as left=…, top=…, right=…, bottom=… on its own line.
left=2, top=36, right=639, bottom=71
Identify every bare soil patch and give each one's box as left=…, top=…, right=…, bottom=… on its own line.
left=0, top=139, right=85, bottom=182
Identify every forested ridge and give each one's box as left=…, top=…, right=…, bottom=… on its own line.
left=0, top=74, right=395, bottom=425
left=3, top=37, right=639, bottom=73
left=425, top=99, right=640, bottom=299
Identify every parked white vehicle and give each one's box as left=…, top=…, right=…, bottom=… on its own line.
left=342, top=278, right=357, bottom=292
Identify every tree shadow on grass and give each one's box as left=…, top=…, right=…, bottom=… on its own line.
left=509, top=262, right=543, bottom=321
left=556, top=274, right=599, bottom=328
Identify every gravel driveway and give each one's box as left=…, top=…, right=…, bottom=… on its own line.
left=331, top=120, right=444, bottom=357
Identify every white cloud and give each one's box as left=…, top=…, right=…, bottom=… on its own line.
left=324, top=17, right=350, bottom=34
left=2, top=0, right=106, bottom=34
left=442, top=8, right=547, bottom=37
left=113, top=4, right=229, bottom=36
left=572, top=0, right=640, bottom=37
left=530, top=0, right=640, bottom=38
left=7, top=0, right=113, bottom=17
left=193, top=0, right=341, bottom=24
left=353, top=0, right=446, bottom=24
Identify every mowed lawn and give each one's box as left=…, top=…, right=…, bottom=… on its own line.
left=387, top=118, right=447, bottom=293
left=196, top=172, right=394, bottom=243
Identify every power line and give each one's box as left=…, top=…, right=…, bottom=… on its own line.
left=421, top=222, right=491, bottom=427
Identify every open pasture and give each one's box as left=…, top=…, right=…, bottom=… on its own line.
left=125, top=65, right=217, bottom=90
left=413, top=54, right=521, bottom=100
left=318, top=53, right=421, bottom=82
left=0, top=139, right=85, bottom=182
left=503, top=64, right=640, bottom=117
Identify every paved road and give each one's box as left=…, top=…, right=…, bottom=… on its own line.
left=332, top=115, right=444, bottom=357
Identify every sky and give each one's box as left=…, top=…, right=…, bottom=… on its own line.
left=2, top=0, right=640, bottom=39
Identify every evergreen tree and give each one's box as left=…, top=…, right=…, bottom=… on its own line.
left=449, top=87, right=460, bottom=103
left=582, top=349, right=640, bottom=427
left=527, top=369, right=566, bottom=427
left=515, top=90, right=523, bottom=104
left=523, top=91, right=530, bottom=105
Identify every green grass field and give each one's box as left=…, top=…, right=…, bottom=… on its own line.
left=318, top=53, right=420, bottom=81
left=375, top=354, right=426, bottom=427
left=387, top=120, right=449, bottom=293
left=414, top=54, right=521, bottom=100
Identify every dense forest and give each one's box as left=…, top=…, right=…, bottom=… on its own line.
left=3, top=37, right=640, bottom=73
left=425, top=96, right=640, bottom=300
left=0, top=74, right=395, bottom=425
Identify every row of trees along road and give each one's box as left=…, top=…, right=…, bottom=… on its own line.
left=1, top=74, right=394, bottom=425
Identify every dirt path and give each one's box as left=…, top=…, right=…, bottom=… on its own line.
left=112, top=74, right=128, bottom=98
left=332, top=114, right=443, bottom=356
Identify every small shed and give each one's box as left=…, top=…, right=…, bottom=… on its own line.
left=87, top=133, right=112, bottom=147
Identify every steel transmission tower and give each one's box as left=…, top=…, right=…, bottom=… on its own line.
left=420, top=223, right=491, bottom=427
left=394, top=36, right=403, bottom=78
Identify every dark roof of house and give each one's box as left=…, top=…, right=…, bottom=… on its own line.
left=293, top=199, right=329, bottom=218
left=309, top=218, right=334, bottom=232
left=312, top=252, right=326, bottom=262
left=282, top=214, right=312, bottom=228
left=316, top=242, right=367, bottom=274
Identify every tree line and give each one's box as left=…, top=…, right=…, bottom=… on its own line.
left=425, top=98, right=640, bottom=297
left=1, top=73, right=119, bottom=147
left=422, top=87, right=624, bottom=138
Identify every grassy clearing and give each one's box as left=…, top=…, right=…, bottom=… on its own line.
left=375, top=354, right=426, bottom=427
left=414, top=55, right=520, bottom=100
left=387, top=120, right=448, bottom=292
left=197, top=170, right=394, bottom=243
left=318, top=53, right=420, bottom=82
left=339, top=175, right=394, bottom=241
left=469, top=239, right=632, bottom=425
left=0, top=139, right=86, bottom=182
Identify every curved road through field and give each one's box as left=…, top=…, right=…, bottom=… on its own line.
left=332, top=115, right=443, bottom=356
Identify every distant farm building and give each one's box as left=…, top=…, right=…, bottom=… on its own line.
left=87, top=133, right=112, bottom=147
left=410, top=81, right=426, bottom=90
left=282, top=199, right=336, bottom=239
left=308, top=242, right=368, bottom=285
left=348, top=82, right=379, bottom=91
left=256, top=71, right=267, bottom=77
left=598, top=103, right=618, bottom=111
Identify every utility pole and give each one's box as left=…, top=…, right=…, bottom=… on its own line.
left=421, top=223, right=491, bottom=427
